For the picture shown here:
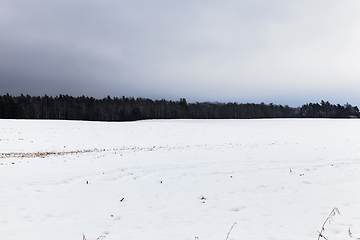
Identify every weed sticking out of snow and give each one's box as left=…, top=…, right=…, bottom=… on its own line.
left=82, top=234, right=105, bottom=240
left=317, top=208, right=341, bottom=240
left=225, top=222, right=237, bottom=240
left=317, top=208, right=360, bottom=240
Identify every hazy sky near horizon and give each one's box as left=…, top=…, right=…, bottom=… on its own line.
left=1, top=0, right=360, bottom=107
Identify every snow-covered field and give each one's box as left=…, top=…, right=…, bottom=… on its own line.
left=1, top=119, right=360, bottom=240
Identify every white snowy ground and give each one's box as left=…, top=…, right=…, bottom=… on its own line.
left=1, top=119, right=360, bottom=240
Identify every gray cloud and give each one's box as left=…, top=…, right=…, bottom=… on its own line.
left=1, top=0, right=360, bottom=106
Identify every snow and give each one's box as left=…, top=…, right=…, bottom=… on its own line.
left=1, top=119, right=360, bottom=240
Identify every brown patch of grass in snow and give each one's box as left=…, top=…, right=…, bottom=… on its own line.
left=0, top=145, right=172, bottom=159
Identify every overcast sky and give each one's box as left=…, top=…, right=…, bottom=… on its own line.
left=1, top=0, right=360, bottom=106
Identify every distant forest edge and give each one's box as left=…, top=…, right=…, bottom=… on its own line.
left=0, top=94, right=359, bottom=121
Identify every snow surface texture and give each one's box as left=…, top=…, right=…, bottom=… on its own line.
left=1, top=119, right=360, bottom=240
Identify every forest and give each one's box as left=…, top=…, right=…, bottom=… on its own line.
left=0, top=94, right=358, bottom=121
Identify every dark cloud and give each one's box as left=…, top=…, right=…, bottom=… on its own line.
left=1, top=0, right=360, bottom=106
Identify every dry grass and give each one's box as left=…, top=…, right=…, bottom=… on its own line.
left=317, top=207, right=340, bottom=240
left=0, top=145, right=173, bottom=159
left=317, top=207, right=360, bottom=240
left=194, top=222, right=237, bottom=240
left=82, top=234, right=105, bottom=240
left=0, top=148, right=109, bottom=159
left=225, top=222, right=237, bottom=240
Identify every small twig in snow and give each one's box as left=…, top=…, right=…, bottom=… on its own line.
left=225, top=222, right=237, bottom=240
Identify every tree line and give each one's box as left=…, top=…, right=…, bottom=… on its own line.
left=0, top=94, right=358, bottom=121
